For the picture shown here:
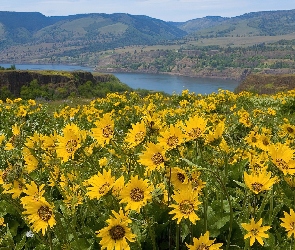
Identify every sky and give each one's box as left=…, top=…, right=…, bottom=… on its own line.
left=1, top=0, right=295, bottom=22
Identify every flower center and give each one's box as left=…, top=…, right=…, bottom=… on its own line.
left=17, top=182, right=24, bottom=190
left=102, top=125, right=113, bottom=138
left=191, top=179, right=201, bottom=190
left=276, top=159, right=289, bottom=170
left=287, top=126, right=294, bottom=133
left=11, top=135, right=20, bottom=147
left=149, top=121, right=155, bottom=128
left=151, top=152, right=164, bottom=165
left=167, top=135, right=179, bottom=147
left=251, top=136, right=257, bottom=143
left=179, top=200, right=194, bottom=215
left=251, top=182, right=263, bottom=192
left=196, top=243, right=210, bottom=250
left=66, top=139, right=78, bottom=154
left=135, top=131, right=145, bottom=143
left=1, top=170, right=9, bottom=183
left=177, top=173, right=185, bottom=183
left=262, top=138, right=269, bottom=146
left=188, top=128, right=202, bottom=138
left=109, top=225, right=125, bottom=241
left=99, top=183, right=110, bottom=194
left=250, top=228, right=258, bottom=236
left=130, top=187, right=144, bottom=202
left=38, top=205, right=52, bottom=222
left=290, top=222, right=295, bottom=230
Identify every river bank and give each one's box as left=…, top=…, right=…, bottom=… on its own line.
left=95, top=66, right=251, bottom=81
left=96, top=66, right=295, bottom=84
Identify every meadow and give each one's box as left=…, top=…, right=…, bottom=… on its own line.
left=1, top=88, right=295, bottom=249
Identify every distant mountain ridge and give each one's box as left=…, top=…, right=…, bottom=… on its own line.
left=171, top=16, right=229, bottom=33
left=2, top=9, right=295, bottom=49
left=0, top=11, right=186, bottom=50
left=176, top=9, right=295, bottom=37
left=1, top=9, right=295, bottom=66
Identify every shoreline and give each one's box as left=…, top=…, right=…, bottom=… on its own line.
left=0, top=62, right=242, bottom=83
left=95, top=67, right=295, bottom=83
left=94, top=67, right=250, bottom=82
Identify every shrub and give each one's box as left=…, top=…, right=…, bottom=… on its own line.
left=0, top=86, right=14, bottom=100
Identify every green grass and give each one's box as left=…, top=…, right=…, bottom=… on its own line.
left=98, top=23, right=128, bottom=35
left=189, top=34, right=295, bottom=47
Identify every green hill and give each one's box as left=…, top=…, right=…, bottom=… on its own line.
left=172, top=16, right=229, bottom=33
left=174, top=9, right=295, bottom=37
left=0, top=12, right=186, bottom=50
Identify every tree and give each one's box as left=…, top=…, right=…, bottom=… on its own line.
left=20, top=79, right=50, bottom=99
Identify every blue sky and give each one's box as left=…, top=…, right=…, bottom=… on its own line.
left=1, top=0, right=295, bottom=22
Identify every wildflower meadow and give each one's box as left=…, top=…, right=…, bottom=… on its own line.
left=1, top=89, right=295, bottom=249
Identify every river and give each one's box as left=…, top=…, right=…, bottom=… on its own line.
left=0, top=64, right=239, bottom=95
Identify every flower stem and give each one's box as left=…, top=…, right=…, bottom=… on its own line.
left=167, top=166, right=172, bottom=206
left=269, top=187, right=274, bottom=223
left=203, top=187, right=208, bottom=233
left=190, top=221, right=193, bottom=245
left=175, top=223, right=180, bottom=250
left=145, top=212, right=157, bottom=250
left=213, top=172, right=233, bottom=250
left=48, top=231, right=53, bottom=250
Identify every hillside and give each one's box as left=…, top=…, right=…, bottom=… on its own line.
left=236, top=72, right=295, bottom=94
left=178, top=9, right=295, bottom=38
left=0, top=12, right=186, bottom=50
left=94, top=41, right=295, bottom=81
left=172, top=16, right=229, bottom=33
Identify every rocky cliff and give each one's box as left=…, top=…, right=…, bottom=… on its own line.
left=0, top=70, right=112, bottom=96
left=236, top=73, right=295, bottom=94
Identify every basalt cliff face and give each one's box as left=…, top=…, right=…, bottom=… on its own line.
left=0, top=70, right=112, bottom=96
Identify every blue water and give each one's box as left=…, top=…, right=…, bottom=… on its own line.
left=0, top=63, right=94, bottom=72
left=0, top=64, right=239, bottom=95
left=112, top=72, right=239, bottom=95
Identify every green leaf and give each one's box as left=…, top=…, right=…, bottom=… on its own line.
left=269, top=203, right=284, bottom=225
left=233, top=180, right=246, bottom=189
left=180, top=158, right=197, bottom=167
left=0, top=201, right=8, bottom=215
left=180, top=158, right=209, bottom=171
left=0, top=200, right=19, bottom=216
left=264, top=232, right=276, bottom=248
left=131, top=222, right=146, bottom=243
left=222, top=199, right=230, bottom=213
left=180, top=222, right=190, bottom=242
left=3, top=225, right=15, bottom=248
left=213, top=215, right=230, bottom=230
left=6, top=219, right=20, bottom=237
left=70, top=238, right=94, bottom=250
left=15, top=234, right=26, bottom=250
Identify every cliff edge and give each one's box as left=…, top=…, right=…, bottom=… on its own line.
left=0, top=70, right=112, bottom=96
